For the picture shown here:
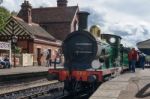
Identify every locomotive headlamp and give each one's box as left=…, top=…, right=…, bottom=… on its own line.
left=91, top=59, right=102, bottom=69
left=110, top=37, right=116, bottom=43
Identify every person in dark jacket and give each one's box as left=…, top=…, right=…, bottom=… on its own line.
left=128, top=51, right=132, bottom=71
left=0, top=59, right=5, bottom=68
left=130, top=48, right=138, bottom=72
left=140, top=53, right=145, bottom=70
left=46, top=53, right=50, bottom=67
left=3, top=56, right=11, bottom=68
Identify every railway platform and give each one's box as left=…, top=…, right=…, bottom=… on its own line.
left=0, top=66, right=64, bottom=83
left=0, top=66, right=63, bottom=76
left=90, top=68, right=150, bottom=99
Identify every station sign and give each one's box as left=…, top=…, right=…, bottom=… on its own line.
left=0, top=41, right=11, bottom=50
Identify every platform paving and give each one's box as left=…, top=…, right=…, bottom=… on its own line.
left=0, top=66, right=63, bottom=76
left=90, top=69, right=150, bottom=99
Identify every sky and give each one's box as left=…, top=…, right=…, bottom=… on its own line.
left=1, top=0, right=150, bottom=47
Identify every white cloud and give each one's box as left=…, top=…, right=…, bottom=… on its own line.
left=102, top=0, right=150, bottom=21
left=1, top=0, right=56, bottom=11
left=1, top=0, right=150, bottom=47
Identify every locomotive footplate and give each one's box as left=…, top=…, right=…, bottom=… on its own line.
left=48, top=66, right=127, bottom=82
left=48, top=69, right=103, bottom=82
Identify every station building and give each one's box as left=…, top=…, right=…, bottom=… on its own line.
left=18, top=0, right=79, bottom=41
left=0, top=16, right=61, bottom=66
left=0, top=0, right=79, bottom=66
left=137, top=39, right=150, bottom=55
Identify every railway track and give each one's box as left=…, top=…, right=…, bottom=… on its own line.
left=56, top=85, right=99, bottom=99
left=0, top=79, right=64, bottom=99
left=0, top=68, right=127, bottom=99
left=37, top=82, right=101, bottom=99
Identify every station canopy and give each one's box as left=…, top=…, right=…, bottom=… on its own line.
left=0, top=16, right=56, bottom=41
left=137, top=39, right=150, bottom=49
left=137, top=39, right=150, bottom=55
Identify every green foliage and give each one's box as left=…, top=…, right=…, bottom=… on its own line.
left=11, top=11, right=18, bottom=16
left=12, top=45, right=22, bottom=54
left=0, top=6, right=10, bottom=30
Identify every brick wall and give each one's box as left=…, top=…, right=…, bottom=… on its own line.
left=33, top=42, right=60, bottom=66
left=17, top=39, right=33, bottom=53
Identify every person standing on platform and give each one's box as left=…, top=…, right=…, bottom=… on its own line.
left=46, top=52, right=50, bottom=67
left=3, top=55, right=10, bottom=68
left=128, top=50, right=132, bottom=71
left=49, top=58, right=52, bottom=67
left=140, top=53, right=145, bottom=70
left=130, top=48, right=138, bottom=72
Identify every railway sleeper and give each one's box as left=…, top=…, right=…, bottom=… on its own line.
left=0, top=82, right=64, bottom=99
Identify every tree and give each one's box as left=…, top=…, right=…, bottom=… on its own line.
left=0, top=6, right=10, bottom=30
left=11, top=11, right=18, bottom=16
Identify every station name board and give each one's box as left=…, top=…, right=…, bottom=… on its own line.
left=0, top=41, right=11, bottom=50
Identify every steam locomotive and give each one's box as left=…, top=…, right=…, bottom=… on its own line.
left=48, top=11, right=129, bottom=92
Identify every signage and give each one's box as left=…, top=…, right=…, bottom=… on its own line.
left=0, top=41, right=11, bottom=50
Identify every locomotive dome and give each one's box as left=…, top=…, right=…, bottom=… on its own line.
left=90, top=25, right=101, bottom=39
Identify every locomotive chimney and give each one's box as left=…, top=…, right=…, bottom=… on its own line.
left=78, top=11, right=90, bottom=31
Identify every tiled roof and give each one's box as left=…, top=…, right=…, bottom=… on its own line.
left=13, top=16, right=56, bottom=41
left=31, top=6, right=78, bottom=23
left=137, top=39, right=150, bottom=48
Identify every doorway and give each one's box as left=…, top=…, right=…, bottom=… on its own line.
left=37, top=48, right=42, bottom=66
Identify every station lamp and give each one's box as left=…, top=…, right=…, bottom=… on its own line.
left=12, top=35, right=18, bottom=67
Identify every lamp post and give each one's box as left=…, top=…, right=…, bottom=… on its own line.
left=12, top=35, right=18, bottom=67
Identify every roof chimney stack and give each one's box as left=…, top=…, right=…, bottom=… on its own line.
left=57, top=0, right=68, bottom=7
left=18, top=0, right=32, bottom=23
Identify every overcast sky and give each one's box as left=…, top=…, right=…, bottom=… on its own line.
left=1, top=0, right=150, bottom=47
